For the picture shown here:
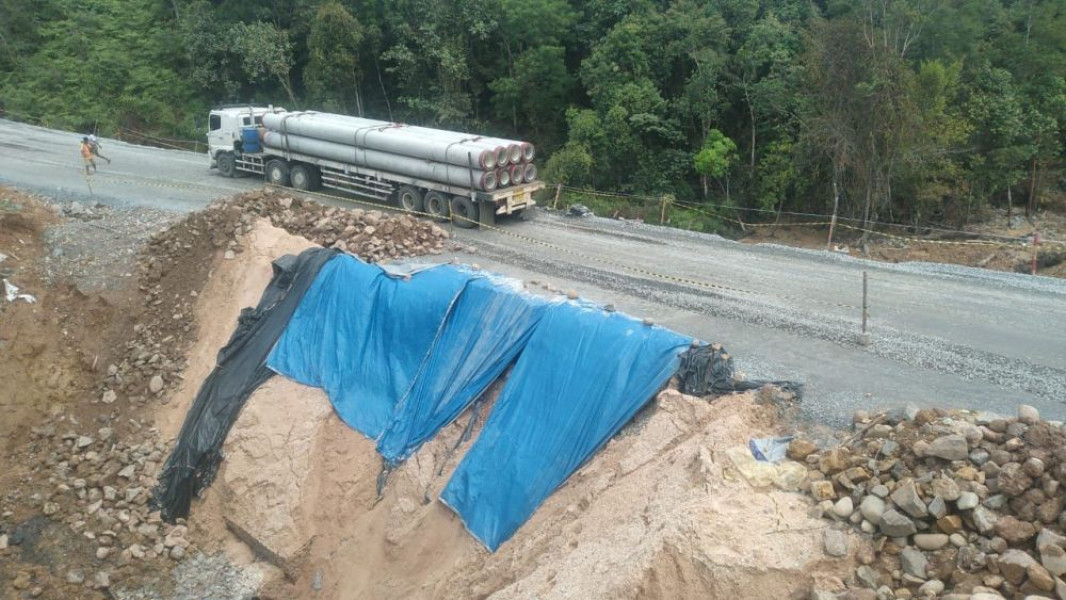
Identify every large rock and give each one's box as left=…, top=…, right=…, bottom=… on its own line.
left=860, top=495, right=886, bottom=525
left=926, top=435, right=968, bottom=461
left=1018, top=404, right=1040, bottom=425
left=995, top=515, right=1037, bottom=545
left=832, top=497, right=854, bottom=519
left=879, top=509, right=917, bottom=537
left=931, top=476, right=961, bottom=502
left=810, top=480, right=836, bottom=501
left=957, top=491, right=979, bottom=510
left=997, top=462, right=1034, bottom=497
left=999, top=549, right=1037, bottom=585
left=1028, top=562, right=1057, bottom=592
left=824, top=529, right=848, bottom=557
left=891, top=480, right=928, bottom=519
left=900, top=547, right=928, bottom=579
left=819, top=448, right=850, bottom=475
left=1041, top=543, right=1066, bottom=577
left=787, top=438, right=818, bottom=461
left=972, top=505, right=1000, bottom=534
left=913, top=533, right=949, bottom=551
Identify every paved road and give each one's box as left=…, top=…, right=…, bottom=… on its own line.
left=3, top=118, right=1064, bottom=424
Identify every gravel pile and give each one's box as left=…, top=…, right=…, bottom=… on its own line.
left=215, top=188, right=450, bottom=261
left=798, top=404, right=1066, bottom=600
left=3, top=424, right=183, bottom=597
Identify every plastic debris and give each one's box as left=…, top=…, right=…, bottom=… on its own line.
left=749, top=436, right=795, bottom=463
left=3, top=279, right=36, bottom=303
left=725, top=446, right=807, bottom=490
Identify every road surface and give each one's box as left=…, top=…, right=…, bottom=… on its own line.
left=2, top=118, right=1064, bottom=424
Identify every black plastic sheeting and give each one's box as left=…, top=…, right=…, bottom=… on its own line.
left=152, top=247, right=338, bottom=522
left=676, top=343, right=804, bottom=399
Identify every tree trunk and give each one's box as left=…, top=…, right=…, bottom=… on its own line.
left=745, top=89, right=756, bottom=175
left=374, top=56, right=393, bottom=121
left=279, top=75, right=297, bottom=108
left=1006, top=185, right=1013, bottom=224
left=861, top=179, right=873, bottom=245
left=1027, top=157, right=1038, bottom=219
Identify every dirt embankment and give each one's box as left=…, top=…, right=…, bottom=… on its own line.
left=0, top=187, right=452, bottom=599
left=16, top=183, right=1049, bottom=600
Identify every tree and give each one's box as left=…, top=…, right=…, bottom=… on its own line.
left=232, top=21, right=297, bottom=106
left=305, top=2, right=365, bottom=114
left=694, top=129, right=738, bottom=200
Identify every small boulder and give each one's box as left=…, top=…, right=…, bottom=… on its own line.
left=900, top=547, right=928, bottom=579
left=957, top=491, right=979, bottom=510
left=995, top=515, right=1037, bottom=545
left=860, top=495, right=886, bottom=524
left=913, top=533, right=949, bottom=551
left=998, top=549, right=1037, bottom=585
left=926, top=435, right=968, bottom=461
left=879, top=509, right=917, bottom=537
left=891, top=480, right=928, bottom=519
left=824, top=529, right=849, bottom=557
left=1018, top=404, right=1040, bottom=425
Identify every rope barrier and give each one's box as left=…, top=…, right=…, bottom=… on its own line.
left=558, top=184, right=1066, bottom=249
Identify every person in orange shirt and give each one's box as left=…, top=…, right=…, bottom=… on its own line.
left=80, top=137, right=97, bottom=175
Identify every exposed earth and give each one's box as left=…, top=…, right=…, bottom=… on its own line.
left=2, top=185, right=1066, bottom=599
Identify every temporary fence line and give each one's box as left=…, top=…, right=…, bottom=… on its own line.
left=272, top=184, right=863, bottom=312
left=559, top=184, right=1066, bottom=248
left=116, top=127, right=203, bottom=152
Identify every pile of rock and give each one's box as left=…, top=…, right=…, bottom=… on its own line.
left=198, top=188, right=452, bottom=262
left=3, top=422, right=191, bottom=596
left=99, top=187, right=450, bottom=407
left=796, top=404, right=1066, bottom=600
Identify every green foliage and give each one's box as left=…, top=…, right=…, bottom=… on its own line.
left=694, top=129, right=738, bottom=179
left=3, top=0, right=1066, bottom=226
left=305, top=2, right=365, bottom=113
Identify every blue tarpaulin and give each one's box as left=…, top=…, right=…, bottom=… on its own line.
left=267, top=257, right=694, bottom=552
left=376, top=276, right=552, bottom=464
left=440, top=302, right=692, bottom=551
left=266, top=256, right=473, bottom=438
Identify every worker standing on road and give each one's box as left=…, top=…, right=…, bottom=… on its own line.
left=88, top=133, right=111, bottom=164
left=80, top=137, right=97, bottom=175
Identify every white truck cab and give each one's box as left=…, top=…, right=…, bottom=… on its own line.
left=207, top=105, right=286, bottom=163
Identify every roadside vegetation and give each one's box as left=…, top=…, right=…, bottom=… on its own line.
left=2, top=0, right=1065, bottom=230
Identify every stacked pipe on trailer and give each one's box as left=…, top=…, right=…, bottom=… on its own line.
left=261, top=111, right=536, bottom=191
left=262, top=131, right=499, bottom=191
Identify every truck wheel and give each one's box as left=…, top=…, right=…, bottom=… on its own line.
left=265, top=159, right=291, bottom=186
left=290, top=164, right=319, bottom=191
left=450, top=195, right=479, bottom=229
left=396, top=185, right=424, bottom=213
left=424, top=191, right=450, bottom=221
left=217, top=152, right=236, bottom=178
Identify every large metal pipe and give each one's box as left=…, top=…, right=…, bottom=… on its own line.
left=263, top=112, right=501, bottom=170
left=310, top=111, right=528, bottom=154
left=523, top=162, right=538, bottom=183
left=268, top=111, right=536, bottom=166
left=263, top=131, right=498, bottom=191
left=308, top=112, right=524, bottom=166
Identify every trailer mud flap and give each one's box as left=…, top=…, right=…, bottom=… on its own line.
left=479, top=201, right=496, bottom=227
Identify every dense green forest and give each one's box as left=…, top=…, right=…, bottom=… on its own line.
left=2, top=0, right=1066, bottom=228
